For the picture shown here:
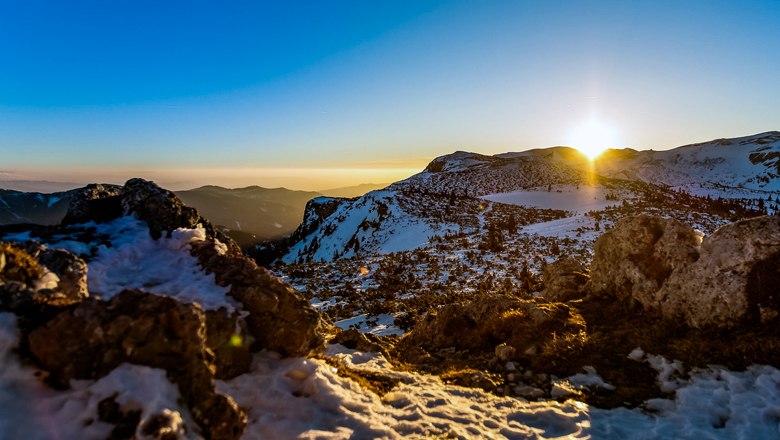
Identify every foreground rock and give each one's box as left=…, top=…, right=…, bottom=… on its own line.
left=588, top=215, right=702, bottom=307
left=0, top=178, right=333, bottom=437
left=658, top=215, right=780, bottom=327
left=0, top=242, right=88, bottom=313
left=589, top=214, right=780, bottom=328
left=27, top=289, right=246, bottom=439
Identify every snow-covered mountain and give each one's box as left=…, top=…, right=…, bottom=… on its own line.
left=278, top=132, right=777, bottom=264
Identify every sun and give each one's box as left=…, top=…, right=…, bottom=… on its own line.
left=568, top=119, right=618, bottom=160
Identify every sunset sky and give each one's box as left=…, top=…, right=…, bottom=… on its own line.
left=2, top=1, right=779, bottom=190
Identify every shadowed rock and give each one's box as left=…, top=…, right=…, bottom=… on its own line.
left=27, top=289, right=246, bottom=439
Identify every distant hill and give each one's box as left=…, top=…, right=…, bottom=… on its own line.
left=174, top=185, right=322, bottom=246
left=0, top=189, right=73, bottom=225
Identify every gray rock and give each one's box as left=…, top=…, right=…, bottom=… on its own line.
left=588, top=215, right=702, bottom=307
left=589, top=214, right=780, bottom=328
left=658, top=215, right=780, bottom=328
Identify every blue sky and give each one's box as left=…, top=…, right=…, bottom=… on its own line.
left=1, top=0, right=779, bottom=189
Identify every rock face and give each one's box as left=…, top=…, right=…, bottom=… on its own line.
left=540, top=256, right=589, bottom=302
left=190, top=240, right=327, bottom=357
left=27, top=289, right=246, bottom=439
left=120, top=178, right=200, bottom=239
left=400, top=295, right=586, bottom=362
left=657, top=215, right=780, bottom=328
left=588, top=215, right=702, bottom=307
left=589, top=214, right=780, bottom=328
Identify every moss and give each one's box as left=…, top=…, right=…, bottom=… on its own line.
left=0, top=243, right=43, bottom=285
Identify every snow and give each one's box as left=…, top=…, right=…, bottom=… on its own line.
left=0, top=313, right=198, bottom=439
left=219, top=345, right=590, bottom=439
left=481, top=185, right=620, bottom=213
left=84, top=216, right=236, bottom=311
left=2, top=216, right=236, bottom=311
left=46, top=196, right=61, bottom=208
left=590, top=365, right=780, bottom=439
left=565, top=366, right=616, bottom=392
left=216, top=344, right=780, bottom=439
left=283, top=190, right=454, bottom=263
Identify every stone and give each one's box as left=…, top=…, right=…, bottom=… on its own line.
left=540, top=256, right=589, bottom=302
left=61, top=184, right=123, bottom=225
left=657, top=215, right=780, bottom=328
left=494, top=343, right=517, bottom=362
left=588, top=215, right=703, bottom=307
left=120, top=178, right=200, bottom=239
left=190, top=239, right=328, bottom=357
left=26, top=289, right=246, bottom=439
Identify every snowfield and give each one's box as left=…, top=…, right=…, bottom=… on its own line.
left=481, top=184, right=621, bottom=213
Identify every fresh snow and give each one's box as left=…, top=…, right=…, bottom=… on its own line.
left=0, top=313, right=198, bottom=439
left=334, top=313, right=403, bottom=337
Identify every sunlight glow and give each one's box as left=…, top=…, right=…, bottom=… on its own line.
left=568, top=119, right=619, bottom=160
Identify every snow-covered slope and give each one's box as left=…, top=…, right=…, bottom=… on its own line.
left=282, top=190, right=459, bottom=263
left=593, top=131, right=780, bottom=193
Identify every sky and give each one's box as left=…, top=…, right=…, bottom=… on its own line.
left=1, top=0, right=779, bottom=191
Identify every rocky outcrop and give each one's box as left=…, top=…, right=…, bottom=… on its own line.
left=1, top=178, right=332, bottom=437
left=61, top=184, right=122, bottom=225
left=540, top=256, right=589, bottom=302
left=120, top=178, right=201, bottom=239
left=588, top=215, right=702, bottom=306
left=191, top=240, right=328, bottom=357
left=27, top=289, right=246, bottom=439
left=400, top=295, right=586, bottom=362
left=589, top=214, right=780, bottom=328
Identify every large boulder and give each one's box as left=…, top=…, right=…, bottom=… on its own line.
left=589, top=214, right=780, bottom=328
left=540, top=256, right=589, bottom=302
left=27, top=289, right=246, bottom=439
left=588, top=215, right=702, bottom=307
left=657, top=215, right=780, bottom=328
left=120, top=178, right=200, bottom=239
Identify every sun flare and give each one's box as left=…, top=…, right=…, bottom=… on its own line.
left=568, top=119, right=618, bottom=160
